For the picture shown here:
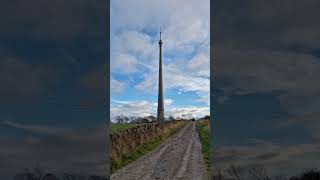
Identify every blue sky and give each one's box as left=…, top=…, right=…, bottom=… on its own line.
left=110, top=0, right=210, bottom=120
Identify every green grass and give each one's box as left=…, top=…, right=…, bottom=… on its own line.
left=196, top=120, right=210, bottom=170
left=111, top=123, right=139, bottom=133
left=111, top=121, right=188, bottom=174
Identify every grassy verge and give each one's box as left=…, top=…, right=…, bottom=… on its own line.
left=196, top=119, right=210, bottom=170
left=111, top=123, right=139, bottom=133
left=111, top=121, right=188, bottom=174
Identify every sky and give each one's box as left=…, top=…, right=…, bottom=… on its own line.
left=211, top=0, right=320, bottom=177
left=0, top=0, right=108, bottom=178
left=110, top=0, right=210, bottom=121
left=2, top=0, right=320, bottom=179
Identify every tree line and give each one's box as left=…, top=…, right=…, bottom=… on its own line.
left=212, top=164, right=320, bottom=180
left=113, top=114, right=210, bottom=124
left=13, top=167, right=108, bottom=180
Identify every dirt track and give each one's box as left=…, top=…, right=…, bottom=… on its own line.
left=111, top=122, right=208, bottom=180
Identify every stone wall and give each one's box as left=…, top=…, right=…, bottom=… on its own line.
left=111, top=123, right=165, bottom=162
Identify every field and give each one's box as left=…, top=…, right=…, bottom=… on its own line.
left=196, top=119, right=210, bottom=170
left=111, top=123, right=139, bottom=133
left=110, top=121, right=188, bottom=174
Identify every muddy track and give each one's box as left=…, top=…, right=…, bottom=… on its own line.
left=111, top=122, right=208, bottom=180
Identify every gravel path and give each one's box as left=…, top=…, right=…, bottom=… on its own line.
left=111, top=122, right=208, bottom=180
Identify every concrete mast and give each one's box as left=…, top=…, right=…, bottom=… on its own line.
left=157, top=28, right=164, bottom=123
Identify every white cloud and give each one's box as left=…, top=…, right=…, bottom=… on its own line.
left=111, top=53, right=138, bottom=74
left=111, top=100, right=155, bottom=120
left=165, top=63, right=210, bottom=93
left=153, top=98, right=175, bottom=107
left=110, top=79, right=126, bottom=95
left=164, top=98, right=174, bottom=106
left=187, top=47, right=210, bottom=77
left=169, top=106, right=210, bottom=119
left=164, top=8, right=209, bottom=53
left=111, top=0, right=169, bottom=31
left=122, top=31, right=154, bottom=59
left=111, top=0, right=210, bottom=54
left=135, top=62, right=210, bottom=105
left=111, top=99, right=209, bottom=121
left=134, top=72, right=158, bottom=92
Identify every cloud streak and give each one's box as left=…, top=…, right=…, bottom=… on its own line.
left=1, top=120, right=67, bottom=135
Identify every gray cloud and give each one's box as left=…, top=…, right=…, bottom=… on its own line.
left=1, top=120, right=66, bottom=135
left=278, top=112, right=320, bottom=140
left=214, top=47, right=320, bottom=119
left=0, top=57, right=57, bottom=103
left=213, top=0, right=320, bottom=116
left=0, top=0, right=106, bottom=41
left=0, top=122, right=108, bottom=177
left=0, top=1, right=108, bottom=178
left=80, top=64, right=107, bottom=92
left=212, top=0, right=320, bottom=176
left=212, top=140, right=320, bottom=176
left=213, top=0, right=320, bottom=50
left=215, top=48, right=320, bottom=95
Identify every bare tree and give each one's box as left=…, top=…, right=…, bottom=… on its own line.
left=114, top=114, right=128, bottom=124
left=227, top=165, right=246, bottom=180
left=212, top=167, right=224, bottom=180
left=149, top=115, right=156, bottom=122
left=129, top=116, right=137, bottom=123
left=274, top=175, right=288, bottom=180
left=247, top=164, right=269, bottom=180
left=33, top=162, right=45, bottom=180
left=43, top=173, right=59, bottom=180
left=140, top=117, right=149, bottom=124
left=14, top=168, right=34, bottom=180
left=299, top=169, right=320, bottom=180
left=123, top=116, right=129, bottom=123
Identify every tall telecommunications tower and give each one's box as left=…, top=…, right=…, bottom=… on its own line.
left=157, top=28, right=164, bottom=123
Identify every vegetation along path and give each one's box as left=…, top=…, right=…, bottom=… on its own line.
left=111, top=122, right=208, bottom=180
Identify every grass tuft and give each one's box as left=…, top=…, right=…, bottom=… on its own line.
left=196, top=119, right=210, bottom=170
